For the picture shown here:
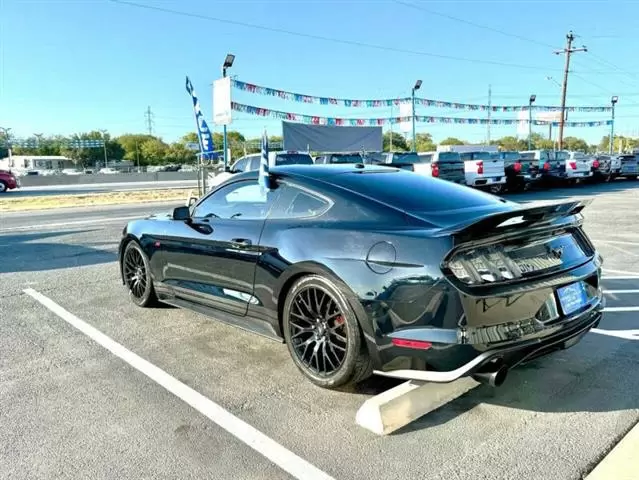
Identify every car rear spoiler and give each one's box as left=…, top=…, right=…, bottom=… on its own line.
left=440, top=199, right=592, bottom=244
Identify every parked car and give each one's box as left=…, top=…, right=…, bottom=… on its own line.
left=314, top=152, right=363, bottom=164
left=562, top=151, right=593, bottom=184
left=0, top=169, right=20, bottom=192
left=412, top=151, right=466, bottom=184
left=609, top=154, right=638, bottom=180
left=520, top=150, right=564, bottom=185
left=493, top=151, right=540, bottom=192
left=229, top=151, right=315, bottom=173
left=118, top=164, right=604, bottom=390
left=588, top=154, right=612, bottom=182
left=460, top=151, right=506, bottom=193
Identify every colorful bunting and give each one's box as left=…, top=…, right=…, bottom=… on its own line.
left=231, top=79, right=612, bottom=113
left=231, top=102, right=612, bottom=128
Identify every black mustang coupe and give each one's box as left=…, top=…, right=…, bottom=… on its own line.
left=119, top=164, right=604, bottom=390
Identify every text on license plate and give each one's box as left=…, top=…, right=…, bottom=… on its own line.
left=557, top=281, right=589, bottom=316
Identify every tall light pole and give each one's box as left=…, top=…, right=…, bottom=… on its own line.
left=411, top=80, right=422, bottom=151
left=610, top=96, right=618, bottom=155
left=99, top=129, right=108, bottom=168
left=528, top=95, right=536, bottom=150
left=222, top=53, right=235, bottom=171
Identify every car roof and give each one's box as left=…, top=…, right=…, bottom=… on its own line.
left=220, top=163, right=395, bottom=182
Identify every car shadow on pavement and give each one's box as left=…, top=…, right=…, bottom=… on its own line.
left=0, top=230, right=117, bottom=273
left=388, top=331, right=639, bottom=435
left=504, top=179, right=639, bottom=203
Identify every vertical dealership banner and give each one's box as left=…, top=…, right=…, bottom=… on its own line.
left=185, top=76, right=215, bottom=159
left=213, top=76, right=232, bottom=126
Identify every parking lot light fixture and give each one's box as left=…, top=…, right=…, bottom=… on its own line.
left=412, top=80, right=422, bottom=150
left=610, top=96, right=618, bottom=155
left=222, top=53, right=235, bottom=171
left=528, top=94, right=536, bottom=150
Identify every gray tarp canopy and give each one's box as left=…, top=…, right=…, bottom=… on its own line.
left=282, top=121, right=383, bottom=152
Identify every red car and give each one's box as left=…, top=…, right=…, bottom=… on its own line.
left=0, top=169, right=20, bottom=192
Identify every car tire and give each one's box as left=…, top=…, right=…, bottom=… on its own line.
left=122, top=241, right=159, bottom=308
left=282, top=274, right=373, bottom=389
left=0, top=181, right=7, bottom=193
left=628, top=175, right=637, bottom=181
left=489, top=184, right=504, bottom=195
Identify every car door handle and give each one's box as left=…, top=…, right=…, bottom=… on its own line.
left=231, top=238, right=252, bottom=247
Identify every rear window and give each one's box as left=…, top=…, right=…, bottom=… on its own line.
left=460, top=152, right=492, bottom=161
left=619, top=155, right=636, bottom=161
left=329, top=153, right=362, bottom=164
left=331, top=170, right=504, bottom=212
left=390, top=152, right=421, bottom=164
left=501, top=152, right=520, bottom=161
left=436, top=152, right=461, bottom=163
left=274, top=153, right=314, bottom=166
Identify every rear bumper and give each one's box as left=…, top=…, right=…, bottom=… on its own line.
left=374, top=297, right=602, bottom=382
left=467, top=176, right=506, bottom=187
left=565, top=170, right=592, bottom=179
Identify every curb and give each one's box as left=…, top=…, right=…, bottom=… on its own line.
left=585, top=419, right=639, bottom=480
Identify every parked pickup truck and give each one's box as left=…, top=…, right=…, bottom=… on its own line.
left=609, top=154, right=638, bottom=180
left=492, top=151, right=540, bottom=192
left=375, top=151, right=466, bottom=185
left=460, top=151, right=506, bottom=193
left=562, top=151, right=593, bottom=184
left=0, top=169, right=20, bottom=193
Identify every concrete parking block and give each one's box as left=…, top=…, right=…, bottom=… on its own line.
left=355, top=377, right=480, bottom=435
left=585, top=420, right=639, bottom=480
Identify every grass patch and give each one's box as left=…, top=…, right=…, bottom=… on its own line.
left=1, top=188, right=195, bottom=212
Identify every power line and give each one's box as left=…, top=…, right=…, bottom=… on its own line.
left=108, top=0, right=564, bottom=71
left=392, top=0, right=559, bottom=49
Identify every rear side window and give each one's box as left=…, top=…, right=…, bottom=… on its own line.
left=389, top=152, right=421, bottom=164
left=501, top=152, right=520, bottom=161
left=248, top=155, right=261, bottom=171
left=330, top=170, right=504, bottom=212
left=274, top=153, right=314, bottom=166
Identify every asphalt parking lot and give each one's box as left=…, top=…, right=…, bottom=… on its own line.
left=2, top=181, right=639, bottom=480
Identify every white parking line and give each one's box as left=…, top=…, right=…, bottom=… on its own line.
left=602, top=276, right=639, bottom=280
left=592, top=239, right=639, bottom=247
left=602, top=268, right=639, bottom=277
left=0, top=216, right=141, bottom=232
left=591, top=328, right=639, bottom=341
left=23, top=288, right=334, bottom=480
left=604, top=290, right=639, bottom=294
left=603, top=307, right=639, bottom=312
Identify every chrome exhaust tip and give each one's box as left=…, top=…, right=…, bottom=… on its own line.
left=472, top=365, right=508, bottom=387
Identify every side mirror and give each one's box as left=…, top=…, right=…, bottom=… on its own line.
left=173, top=206, right=191, bottom=221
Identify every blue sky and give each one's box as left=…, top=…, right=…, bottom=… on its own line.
left=2, top=0, right=638, bottom=146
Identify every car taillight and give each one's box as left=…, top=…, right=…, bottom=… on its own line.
left=569, top=161, right=577, bottom=170
left=593, top=160, right=600, bottom=168
left=514, top=161, right=522, bottom=172
left=476, top=161, right=484, bottom=174
left=432, top=163, right=439, bottom=177
left=543, top=162, right=550, bottom=171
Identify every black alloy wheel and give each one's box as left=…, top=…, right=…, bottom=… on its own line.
left=122, top=241, right=159, bottom=307
left=283, top=275, right=372, bottom=389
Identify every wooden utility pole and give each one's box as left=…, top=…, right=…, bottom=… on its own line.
left=554, top=31, right=587, bottom=150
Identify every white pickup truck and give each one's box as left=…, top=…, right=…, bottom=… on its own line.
left=460, top=151, right=506, bottom=193
left=561, top=151, right=593, bottom=183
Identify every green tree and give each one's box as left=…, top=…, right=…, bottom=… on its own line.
left=140, top=138, right=169, bottom=165
left=383, top=131, right=409, bottom=151
left=563, top=136, right=589, bottom=152
left=492, top=136, right=527, bottom=151
left=414, top=132, right=436, bottom=152
left=115, top=134, right=157, bottom=165
left=439, top=137, right=466, bottom=146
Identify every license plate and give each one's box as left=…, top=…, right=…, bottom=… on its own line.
left=557, top=282, right=589, bottom=316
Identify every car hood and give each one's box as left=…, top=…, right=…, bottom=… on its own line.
left=146, top=210, right=175, bottom=220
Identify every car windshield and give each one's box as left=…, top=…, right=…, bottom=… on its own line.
left=274, top=153, right=314, bottom=166
left=330, top=170, right=505, bottom=213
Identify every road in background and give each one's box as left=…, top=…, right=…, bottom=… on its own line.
left=1, top=181, right=639, bottom=479
left=6, top=180, right=198, bottom=198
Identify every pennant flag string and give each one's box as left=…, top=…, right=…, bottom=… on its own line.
left=231, top=79, right=612, bottom=113
left=231, top=102, right=612, bottom=128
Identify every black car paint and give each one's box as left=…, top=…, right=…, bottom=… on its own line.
left=119, top=164, right=603, bottom=381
